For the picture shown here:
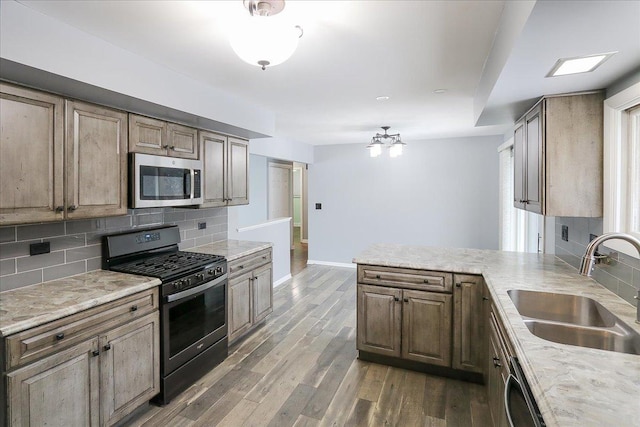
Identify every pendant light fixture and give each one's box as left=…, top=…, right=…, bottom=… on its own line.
left=367, top=126, right=406, bottom=158
left=230, top=0, right=303, bottom=70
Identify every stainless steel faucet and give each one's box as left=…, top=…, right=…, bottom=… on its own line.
left=579, top=232, right=640, bottom=324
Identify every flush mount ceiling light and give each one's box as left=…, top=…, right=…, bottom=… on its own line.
left=366, top=126, right=406, bottom=158
left=546, top=52, right=617, bottom=77
left=229, top=0, right=303, bottom=70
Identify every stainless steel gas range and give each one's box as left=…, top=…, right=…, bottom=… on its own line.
left=103, top=225, right=227, bottom=405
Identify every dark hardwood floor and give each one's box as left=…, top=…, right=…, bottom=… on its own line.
left=291, top=226, right=308, bottom=276
left=127, top=265, right=492, bottom=427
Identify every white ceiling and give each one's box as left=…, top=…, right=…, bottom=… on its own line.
left=17, top=0, right=640, bottom=146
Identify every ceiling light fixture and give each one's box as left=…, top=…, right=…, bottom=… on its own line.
left=230, top=0, right=303, bottom=70
left=366, top=126, right=406, bottom=158
left=546, top=52, right=617, bottom=77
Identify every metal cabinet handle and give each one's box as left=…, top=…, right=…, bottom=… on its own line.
left=103, top=343, right=111, bottom=352
left=55, top=333, right=65, bottom=340
left=455, top=283, right=461, bottom=288
left=394, top=297, right=400, bottom=302
left=375, top=274, right=381, bottom=279
left=493, top=356, right=502, bottom=368
left=169, top=146, right=175, bottom=150
left=55, top=206, right=64, bottom=213
left=130, top=305, right=138, bottom=312
left=482, top=296, right=489, bottom=301
left=423, top=279, right=430, bottom=283
left=92, top=350, right=100, bottom=357
left=237, top=265, right=244, bottom=270
left=162, top=145, right=169, bottom=149
left=403, top=298, right=409, bottom=303
left=68, top=205, right=77, bottom=211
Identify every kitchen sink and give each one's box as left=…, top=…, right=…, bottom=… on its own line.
left=523, top=320, right=640, bottom=355
left=507, top=289, right=615, bottom=327
left=508, top=289, right=640, bottom=355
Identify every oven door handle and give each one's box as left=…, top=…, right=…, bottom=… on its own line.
left=166, top=274, right=227, bottom=303
left=505, top=373, right=519, bottom=427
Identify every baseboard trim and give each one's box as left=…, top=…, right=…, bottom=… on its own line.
left=306, top=260, right=356, bottom=269
left=274, top=274, right=292, bottom=287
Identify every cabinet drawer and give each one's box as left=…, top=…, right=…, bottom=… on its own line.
left=228, top=248, right=272, bottom=278
left=358, top=265, right=453, bottom=293
left=6, top=288, right=158, bottom=370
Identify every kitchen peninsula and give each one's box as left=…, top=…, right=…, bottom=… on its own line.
left=354, top=243, right=640, bottom=427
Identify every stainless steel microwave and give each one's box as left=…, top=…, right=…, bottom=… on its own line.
left=130, top=153, right=203, bottom=208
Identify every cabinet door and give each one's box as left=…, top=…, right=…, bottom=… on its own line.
left=0, top=84, right=65, bottom=224
left=513, top=120, right=526, bottom=210
left=128, top=114, right=167, bottom=155
left=357, top=284, right=402, bottom=357
left=167, top=123, right=198, bottom=159
left=524, top=103, right=542, bottom=214
left=488, top=317, right=508, bottom=427
left=65, top=100, right=128, bottom=219
left=229, top=272, right=253, bottom=343
left=200, top=130, right=227, bottom=207
left=227, top=137, right=249, bottom=206
left=252, top=263, right=273, bottom=324
left=7, top=338, right=100, bottom=427
left=99, top=312, right=160, bottom=426
left=453, top=274, right=485, bottom=373
left=401, top=290, right=452, bottom=366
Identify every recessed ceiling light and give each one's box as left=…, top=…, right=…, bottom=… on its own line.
left=433, top=89, right=447, bottom=94
left=376, top=96, right=390, bottom=101
left=546, top=52, right=617, bottom=77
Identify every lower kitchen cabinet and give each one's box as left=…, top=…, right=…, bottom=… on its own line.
left=356, top=282, right=452, bottom=368
left=4, top=289, right=160, bottom=427
left=228, top=248, right=273, bottom=344
left=487, top=307, right=511, bottom=427
left=452, top=274, right=485, bottom=373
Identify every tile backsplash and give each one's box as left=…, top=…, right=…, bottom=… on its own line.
left=555, top=216, right=640, bottom=306
left=0, top=207, right=227, bottom=292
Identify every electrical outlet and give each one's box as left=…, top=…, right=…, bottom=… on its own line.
left=561, top=225, right=569, bottom=241
left=315, top=203, right=322, bottom=210
left=198, top=222, right=206, bottom=230
left=30, top=242, right=50, bottom=256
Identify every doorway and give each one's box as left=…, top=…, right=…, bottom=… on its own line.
left=292, top=163, right=308, bottom=275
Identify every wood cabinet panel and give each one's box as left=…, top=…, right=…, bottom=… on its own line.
left=227, top=137, right=249, bottom=206
left=128, top=114, right=166, bottom=154
left=513, top=121, right=526, bottom=210
left=0, top=84, right=64, bottom=224
left=401, top=290, right=452, bottom=366
left=524, top=105, right=542, bottom=214
left=452, top=274, right=485, bottom=373
left=65, top=101, right=128, bottom=219
left=253, top=263, right=273, bottom=324
left=167, top=123, right=198, bottom=159
left=228, top=272, right=253, bottom=343
left=99, top=312, right=159, bottom=426
left=7, top=338, right=100, bottom=427
left=358, top=265, right=453, bottom=293
left=228, top=248, right=272, bottom=278
left=357, top=284, right=402, bottom=357
left=201, top=130, right=227, bottom=207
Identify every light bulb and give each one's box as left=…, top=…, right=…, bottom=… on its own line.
left=230, top=17, right=301, bottom=69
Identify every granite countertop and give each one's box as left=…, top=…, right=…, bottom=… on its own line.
left=0, top=270, right=161, bottom=337
left=354, top=243, right=640, bottom=427
left=189, top=239, right=272, bottom=261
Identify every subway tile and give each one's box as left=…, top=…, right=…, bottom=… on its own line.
left=601, top=259, right=634, bottom=284
left=86, top=231, right=108, bottom=245
left=588, top=217, right=603, bottom=234
left=0, top=259, right=16, bottom=276
left=184, top=210, right=206, bottom=220
left=87, top=257, right=103, bottom=272
left=132, top=207, right=165, bottom=215
left=0, top=270, right=43, bottom=291
left=104, top=215, right=132, bottom=230
left=179, top=239, right=195, bottom=250
left=175, top=220, right=196, bottom=232
left=556, top=253, right=580, bottom=270
left=185, top=229, right=205, bottom=240
left=0, top=226, right=16, bottom=243
left=163, top=211, right=186, bottom=222
left=195, top=235, right=213, bottom=247
left=17, top=251, right=65, bottom=272
left=66, top=219, right=103, bottom=234
left=43, top=260, right=86, bottom=282
left=17, top=222, right=65, bottom=241
left=0, top=239, right=40, bottom=260
left=66, top=244, right=102, bottom=262
left=134, top=213, right=164, bottom=227
left=618, top=252, right=640, bottom=270
left=617, top=281, right=638, bottom=306
left=633, top=268, right=640, bottom=289
left=49, top=234, right=86, bottom=251
left=592, top=267, right=618, bottom=294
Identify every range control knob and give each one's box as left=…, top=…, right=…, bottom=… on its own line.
left=207, top=269, right=215, bottom=275
left=196, top=273, right=205, bottom=281
left=215, top=266, right=223, bottom=275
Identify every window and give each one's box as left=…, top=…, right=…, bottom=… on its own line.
left=603, top=82, right=640, bottom=257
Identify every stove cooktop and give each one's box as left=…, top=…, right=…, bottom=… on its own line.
left=109, top=251, right=225, bottom=281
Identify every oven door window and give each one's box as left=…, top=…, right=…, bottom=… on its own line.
left=140, top=165, right=191, bottom=200
left=169, top=283, right=225, bottom=358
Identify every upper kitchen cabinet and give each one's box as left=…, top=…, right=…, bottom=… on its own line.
left=514, top=91, right=604, bottom=217
left=0, top=84, right=128, bottom=225
left=0, top=83, right=65, bottom=224
left=129, top=114, right=198, bottom=159
left=200, top=130, right=249, bottom=207
left=65, top=100, right=128, bottom=220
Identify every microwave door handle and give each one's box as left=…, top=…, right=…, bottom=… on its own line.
left=190, top=169, right=195, bottom=199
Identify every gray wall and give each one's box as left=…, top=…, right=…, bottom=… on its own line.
left=0, top=207, right=227, bottom=292
left=230, top=154, right=269, bottom=228
left=308, top=136, right=502, bottom=264
left=555, top=217, right=640, bottom=305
